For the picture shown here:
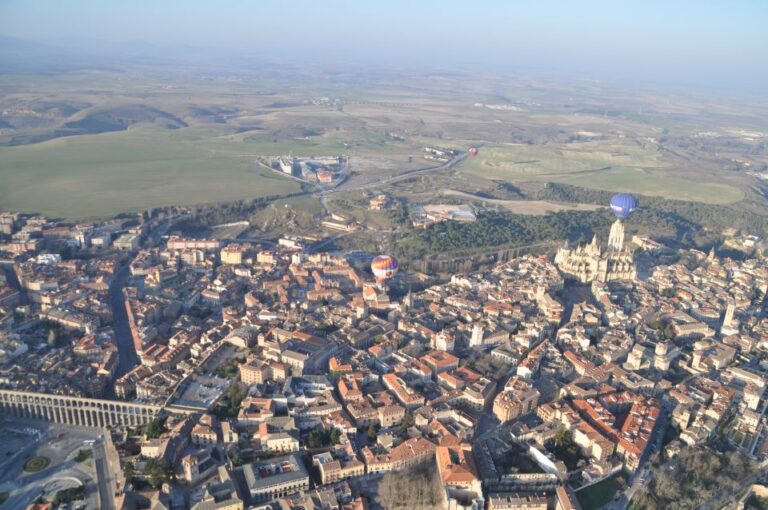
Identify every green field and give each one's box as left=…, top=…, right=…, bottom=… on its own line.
left=1, top=65, right=763, bottom=220
left=237, top=135, right=348, bottom=156
left=459, top=143, right=745, bottom=204
left=0, top=129, right=301, bottom=218
left=577, top=475, right=621, bottom=510
left=249, top=194, right=325, bottom=235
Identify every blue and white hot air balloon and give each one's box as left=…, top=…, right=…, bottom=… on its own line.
left=610, top=193, right=637, bottom=220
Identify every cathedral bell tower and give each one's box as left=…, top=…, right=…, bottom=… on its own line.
left=607, top=219, right=625, bottom=251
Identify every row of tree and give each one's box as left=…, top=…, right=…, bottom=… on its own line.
left=377, top=460, right=444, bottom=510
left=394, top=180, right=768, bottom=261
left=396, top=209, right=614, bottom=259
left=536, top=182, right=768, bottom=238
left=631, top=447, right=754, bottom=509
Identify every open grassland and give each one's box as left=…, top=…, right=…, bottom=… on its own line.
left=441, top=189, right=602, bottom=214
left=549, top=167, right=744, bottom=204
left=1, top=66, right=764, bottom=219
left=325, top=198, right=399, bottom=230
left=459, top=142, right=745, bottom=204
left=248, top=194, right=324, bottom=235
left=0, top=128, right=301, bottom=218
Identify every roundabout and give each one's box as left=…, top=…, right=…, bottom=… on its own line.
left=22, top=456, right=50, bottom=473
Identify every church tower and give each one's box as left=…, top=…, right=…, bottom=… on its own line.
left=723, top=302, right=735, bottom=326
left=721, top=302, right=738, bottom=336
left=470, top=323, right=484, bottom=348
left=403, top=288, right=413, bottom=311
left=608, top=219, right=625, bottom=251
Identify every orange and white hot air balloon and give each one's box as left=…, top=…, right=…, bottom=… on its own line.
left=371, top=255, right=399, bottom=282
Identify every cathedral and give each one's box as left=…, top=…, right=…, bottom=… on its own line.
left=554, top=219, right=637, bottom=283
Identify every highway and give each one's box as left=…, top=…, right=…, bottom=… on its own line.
left=339, top=152, right=468, bottom=192
left=256, top=152, right=467, bottom=196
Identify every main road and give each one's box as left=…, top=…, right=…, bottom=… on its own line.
left=109, top=219, right=176, bottom=382
left=338, top=152, right=468, bottom=192
left=109, top=265, right=139, bottom=379
left=93, top=440, right=116, bottom=510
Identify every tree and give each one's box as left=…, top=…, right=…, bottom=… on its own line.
left=399, top=413, right=413, bottom=435
left=145, top=416, right=167, bottom=439
left=211, top=382, right=246, bottom=418
left=367, top=423, right=379, bottom=443
left=53, top=486, right=85, bottom=505
left=546, top=427, right=584, bottom=470
left=632, top=447, right=756, bottom=509
left=378, top=461, right=443, bottom=510
left=230, top=449, right=245, bottom=467
left=552, top=426, right=569, bottom=446
left=308, top=427, right=344, bottom=448
left=145, top=459, right=173, bottom=489
left=225, top=383, right=245, bottom=414
left=58, top=245, right=74, bottom=260
left=123, top=462, right=135, bottom=481
left=746, top=494, right=768, bottom=510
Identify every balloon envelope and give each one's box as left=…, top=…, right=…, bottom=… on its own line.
left=610, top=193, right=637, bottom=219
left=371, top=255, right=399, bottom=281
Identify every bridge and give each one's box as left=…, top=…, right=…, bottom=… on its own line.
left=0, top=389, right=165, bottom=428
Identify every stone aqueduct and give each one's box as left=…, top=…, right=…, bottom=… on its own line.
left=0, top=389, right=165, bottom=428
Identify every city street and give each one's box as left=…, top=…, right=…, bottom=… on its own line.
left=93, top=439, right=116, bottom=510
left=108, top=218, right=175, bottom=382
left=108, top=264, right=140, bottom=378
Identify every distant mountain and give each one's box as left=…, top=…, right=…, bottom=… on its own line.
left=0, top=105, right=189, bottom=146
left=0, top=34, right=113, bottom=72
left=63, top=105, right=188, bottom=131
left=0, top=33, right=266, bottom=71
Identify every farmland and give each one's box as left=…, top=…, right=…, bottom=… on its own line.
left=0, top=63, right=767, bottom=219
left=0, top=129, right=301, bottom=218
left=459, top=142, right=746, bottom=204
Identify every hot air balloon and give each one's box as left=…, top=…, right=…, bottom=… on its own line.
left=371, top=255, right=399, bottom=282
left=610, top=193, right=637, bottom=220
left=468, top=147, right=479, bottom=157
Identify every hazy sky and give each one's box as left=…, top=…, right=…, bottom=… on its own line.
left=2, top=0, right=766, bottom=90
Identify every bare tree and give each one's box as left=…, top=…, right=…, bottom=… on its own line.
left=377, top=460, right=444, bottom=510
